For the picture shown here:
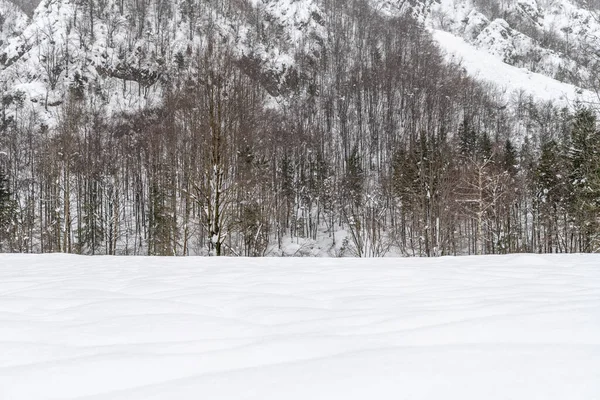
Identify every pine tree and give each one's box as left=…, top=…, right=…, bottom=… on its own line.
left=502, top=139, right=518, bottom=177
left=537, top=140, right=563, bottom=205
left=478, top=132, right=493, bottom=161
left=344, top=145, right=364, bottom=208
left=566, top=108, right=600, bottom=251
left=458, top=119, right=477, bottom=158
left=535, top=140, right=568, bottom=252
left=0, top=167, right=14, bottom=250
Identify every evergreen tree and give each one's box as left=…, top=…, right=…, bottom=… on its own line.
left=392, top=147, right=420, bottom=210
left=342, top=145, right=366, bottom=256
left=478, top=132, right=493, bottom=161
left=536, top=140, right=564, bottom=206
left=458, top=119, right=477, bottom=158
left=344, top=145, right=364, bottom=208
left=502, top=139, right=518, bottom=177
left=535, top=139, right=569, bottom=252
left=566, top=108, right=600, bottom=251
left=0, top=167, right=15, bottom=250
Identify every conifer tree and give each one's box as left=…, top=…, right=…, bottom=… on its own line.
left=0, top=167, right=14, bottom=250
left=503, top=139, right=518, bottom=177
left=478, top=132, right=493, bottom=161
left=536, top=140, right=568, bottom=252
left=458, top=119, right=477, bottom=158
left=566, top=108, right=600, bottom=251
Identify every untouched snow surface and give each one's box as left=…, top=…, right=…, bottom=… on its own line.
left=0, top=254, right=599, bottom=400
left=433, top=29, right=596, bottom=105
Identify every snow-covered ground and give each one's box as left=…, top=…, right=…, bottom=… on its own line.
left=0, top=254, right=599, bottom=400
left=433, top=29, right=596, bottom=105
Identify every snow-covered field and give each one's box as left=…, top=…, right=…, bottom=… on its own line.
left=1, top=254, right=599, bottom=400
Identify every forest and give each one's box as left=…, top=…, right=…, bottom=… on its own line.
left=0, top=0, right=599, bottom=256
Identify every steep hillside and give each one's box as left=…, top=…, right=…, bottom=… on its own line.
left=1, top=0, right=599, bottom=128
left=0, top=0, right=327, bottom=127
left=428, top=0, right=600, bottom=102
left=0, top=0, right=27, bottom=49
left=1, top=0, right=598, bottom=128
left=8, top=0, right=39, bottom=15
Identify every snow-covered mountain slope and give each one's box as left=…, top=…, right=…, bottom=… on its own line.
left=0, top=0, right=326, bottom=126
left=0, top=254, right=599, bottom=400
left=0, top=0, right=27, bottom=48
left=427, top=0, right=600, bottom=103
left=433, top=29, right=594, bottom=104
left=0, top=0, right=597, bottom=127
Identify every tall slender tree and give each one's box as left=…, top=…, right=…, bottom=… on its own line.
left=0, top=166, right=15, bottom=250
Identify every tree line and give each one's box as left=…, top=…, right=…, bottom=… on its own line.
left=0, top=0, right=599, bottom=256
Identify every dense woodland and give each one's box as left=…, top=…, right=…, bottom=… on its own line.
left=0, top=0, right=599, bottom=256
